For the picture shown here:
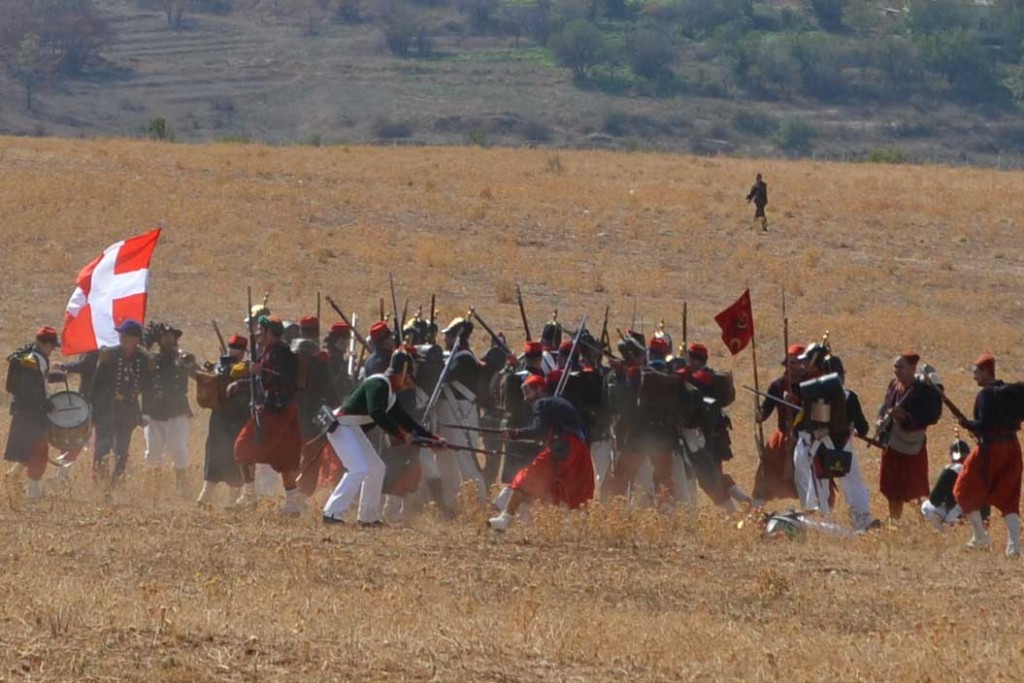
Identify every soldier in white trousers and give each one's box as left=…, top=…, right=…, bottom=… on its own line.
left=322, top=351, right=444, bottom=525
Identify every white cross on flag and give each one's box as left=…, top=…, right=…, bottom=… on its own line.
left=61, top=228, right=162, bottom=355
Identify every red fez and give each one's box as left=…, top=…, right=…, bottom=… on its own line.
left=328, top=321, right=351, bottom=336
left=522, top=373, right=546, bottom=391
left=558, top=340, right=573, bottom=354
left=787, top=344, right=806, bottom=357
left=299, top=315, right=319, bottom=329
left=546, top=369, right=563, bottom=386
left=36, top=326, right=59, bottom=345
left=974, top=353, right=996, bottom=372
left=524, top=341, right=543, bottom=357
left=648, top=337, right=670, bottom=354
left=369, top=321, right=390, bottom=341
left=227, top=334, right=248, bottom=350
left=686, top=342, right=708, bottom=359
left=898, top=351, right=921, bottom=365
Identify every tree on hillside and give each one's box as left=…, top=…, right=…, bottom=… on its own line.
left=10, top=33, right=53, bottom=110
left=806, top=0, right=845, bottom=32
left=549, top=19, right=608, bottom=79
left=625, top=25, right=675, bottom=82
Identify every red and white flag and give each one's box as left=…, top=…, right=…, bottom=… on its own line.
left=61, top=229, right=162, bottom=355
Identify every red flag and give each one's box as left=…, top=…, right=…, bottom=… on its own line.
left=715, top=289, right=754, bottom=355
left=62, top=229, right=162, bottom=355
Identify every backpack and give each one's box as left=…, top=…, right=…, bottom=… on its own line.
left=992, top=382, right=1024, bottom=426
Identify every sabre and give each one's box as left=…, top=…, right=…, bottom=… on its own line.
left=347, top=312, right=359, bottom=380
left=422, top=339, right=461, bottom=421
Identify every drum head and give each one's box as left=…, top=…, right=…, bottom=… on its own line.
left=47, top=391, right=91, bottom=428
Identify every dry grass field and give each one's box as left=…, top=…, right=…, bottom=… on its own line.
left=1, top=136, right=1023, bottom=681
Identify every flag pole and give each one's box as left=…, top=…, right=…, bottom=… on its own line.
left=749, top=291, right=766, bottom=453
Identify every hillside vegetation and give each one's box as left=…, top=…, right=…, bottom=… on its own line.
left=5, top=0, right=1024, bottom=162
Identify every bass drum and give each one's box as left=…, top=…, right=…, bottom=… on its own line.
left=46, top=391, right=92, bottom=451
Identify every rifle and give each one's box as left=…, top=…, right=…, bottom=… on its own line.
left=428, top=294, right=437, bottom=345
left=388, top=272, right=402, bottom=342
left=212, top=319, right=227, bottom=356
left=379, top=298, right=386, bottom=323
left=469, top=307, right=515, bottom=357
left=555, top=314, right=588, bottom=398
left=922, top=372, right=973, bottom=429
left=316, top=291, right=322, bottom=329
left=599, top=305, right=610, bottom=355
left=325, top=296, right=371, bottom=353
left=743, top=385, right=801, bottom=412
left=854, top=433, right=886, bottom=450
left=782, top=287, right=792, bottom=439
left=246, top=286, right=263, bottom=443
left=401, top=298, right=409, bottom=335
left=411, top=436, right=500, bottom=457
left=433, top=424, right=541, bottom=447
left=438, top=421, right=505, bottom=435
left=630, top=296, right=637, bottom=330
left=682, top=301, right=688, bottom=350
left=515, top=283, right=532, bottom=341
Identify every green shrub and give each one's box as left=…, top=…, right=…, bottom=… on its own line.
left=733, top=110, right=779, bottom=136
left=775, top=116, right=815, bottom=155
left=866, top=146, right=909, bottom=163
left=147, top=117, right=174, bottom=141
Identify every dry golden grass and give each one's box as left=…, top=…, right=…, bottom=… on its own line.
left=1, top=137, right=1023, bottom=681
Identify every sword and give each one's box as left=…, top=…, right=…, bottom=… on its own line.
left=555, top=313, right=588, bottom=397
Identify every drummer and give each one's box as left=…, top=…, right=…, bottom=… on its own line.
left=3, top=327, right=65, bottom=499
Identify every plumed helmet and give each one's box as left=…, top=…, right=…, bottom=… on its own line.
left=403, top=317, right=429, bottom=345
left=442, top=317, right=473, bottom=339
left=245, top=304, right=270, bottom=325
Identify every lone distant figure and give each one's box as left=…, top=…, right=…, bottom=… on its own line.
left=746, top=173, right=768, bottom=232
